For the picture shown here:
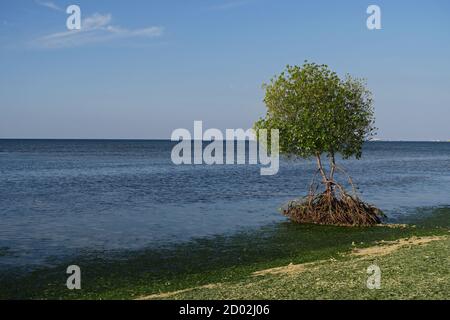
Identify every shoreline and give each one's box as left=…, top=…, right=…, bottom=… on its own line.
left=1, top=207, right=449, bottom=299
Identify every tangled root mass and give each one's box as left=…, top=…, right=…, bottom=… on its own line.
left=282, top=184, right=385, bottom=227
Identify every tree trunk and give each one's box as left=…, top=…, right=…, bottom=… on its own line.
left=329, top=151, right=336, bottom=191
left=315, top=153, right=330, bottom=192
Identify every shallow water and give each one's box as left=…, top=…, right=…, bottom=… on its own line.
left=0, top=140, right=450, bottom=269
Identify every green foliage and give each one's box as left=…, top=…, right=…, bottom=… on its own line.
left=254, top=62, right=376, bottom=159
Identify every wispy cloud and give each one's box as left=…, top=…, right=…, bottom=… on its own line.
left=35, top=0, right=63, bottom=12
left=209, top=0, right=252, bottom=11
left=32, top=13, right=164, bottom=48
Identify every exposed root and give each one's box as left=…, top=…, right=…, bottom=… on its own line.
left=282, top=185, right=385, bottom=226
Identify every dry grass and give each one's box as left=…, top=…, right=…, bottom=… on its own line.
left=138, top=283, right=222, bottom=300
left=252, top=261, right=315, bottom=276
left=351, top=236, right=446, bottom=257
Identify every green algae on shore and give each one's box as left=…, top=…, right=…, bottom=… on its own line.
left=1, top=207, right=449, bottom=300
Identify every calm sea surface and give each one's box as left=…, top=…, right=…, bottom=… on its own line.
left=1, top=140, right=450, bottom=269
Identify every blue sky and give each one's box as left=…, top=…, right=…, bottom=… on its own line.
left=1, top=0, right=449, bottom=140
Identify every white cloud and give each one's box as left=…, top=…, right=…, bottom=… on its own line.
left=36, top=0, right=63, bottom=12
left=209, top=0, right=252, bottom=11
left=32, top=13, right=163, bottom=48
left=82, top=13, right=112, bottom=30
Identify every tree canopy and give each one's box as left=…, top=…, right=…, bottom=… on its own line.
left=254, top=62, right=376, bottom=160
